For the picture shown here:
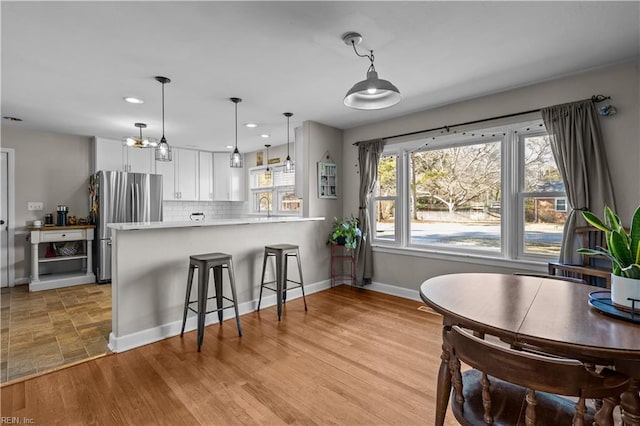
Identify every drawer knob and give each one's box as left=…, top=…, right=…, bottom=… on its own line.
left=62, top=234, right=66, bottom=237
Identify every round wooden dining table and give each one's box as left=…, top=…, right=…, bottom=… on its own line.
left=420, top=273, right=640, bottom=426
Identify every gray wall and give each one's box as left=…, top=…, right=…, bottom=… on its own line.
left=342, top=62, right=640, bottom=291
left=2, top=126, right=92, bottom=281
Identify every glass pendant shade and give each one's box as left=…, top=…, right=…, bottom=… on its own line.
left=283, top=112, right=294, bottom=173
left=230, top=147, right=243, bottom=168
left=155, top=136, right=172, bottom=161
left=230, top=97, right=243, bottom=168
left=155, top=76, right=173, bottom=162
left=344, top=69, right=401, bottom=110
left=264, top=144, right=271, bottom=179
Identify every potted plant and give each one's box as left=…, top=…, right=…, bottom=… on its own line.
left=327, top=215, right=365, bottom=250
left=578, top=205, right=640, bottom=311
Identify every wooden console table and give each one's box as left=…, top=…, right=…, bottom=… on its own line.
left=420, top=273, right=640, bottom=425
left=29, top=225, right=96, bottom=292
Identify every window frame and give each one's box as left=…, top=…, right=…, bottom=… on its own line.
left=249, top=164, right=300, bottom=216
left=371, top=118, right=566, bottom=264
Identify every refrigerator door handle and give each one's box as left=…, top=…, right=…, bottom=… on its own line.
left=130, top=183, right=136, bottom=222
left=134, top=183, right=141, bottom=222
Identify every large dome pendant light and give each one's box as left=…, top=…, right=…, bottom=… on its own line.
left=283, top=112, right=294, bottom=173
left=155, top=76, right=172, bottom=162
left=230, top=97, right=243, bottom=168
left=342, top=32, right=401, bottom=110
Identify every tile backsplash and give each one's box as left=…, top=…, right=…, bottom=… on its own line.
left=163, top=201, right=249, bottom=222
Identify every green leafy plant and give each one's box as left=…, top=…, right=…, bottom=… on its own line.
left=327, top=215, right=365, bottom=250
left=578, top=205, right=640, bottom=279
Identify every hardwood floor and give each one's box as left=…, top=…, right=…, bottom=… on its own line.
left=0, top=283, right=111, bottom=383
left=1, top=285, right=457, bottom=425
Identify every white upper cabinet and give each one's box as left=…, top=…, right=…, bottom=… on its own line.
left=176, top=148, right=199, bottom=201
left=124, top=146, right=155, bottom=174
left=92, top=137, right=155, bottom=174
left=198, top=151, right=214, bottom=201
left=156, top=148, right=199, bottom=201
left=213, top=153, right=245, bottom=201
left=92, top=137, right=125, bottom=173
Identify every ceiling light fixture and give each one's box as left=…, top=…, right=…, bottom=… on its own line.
left=264, top=144, right=272, bottom=179
left=3, top=116, right=22, bottom=122
left=342, top=32, right=401, bottom=110
left=245, top=123, right=258, bottom=128
left=155, top=76, right=172, bottom=162
left=283, top=112, right=294, bottom=173
left=260, top=134, right=270, bottom=138
left=230, top=97, right=243, bottom=168
left=125, top=123, right=157, bottom=148
left=123, top=97, right=144, bottom=104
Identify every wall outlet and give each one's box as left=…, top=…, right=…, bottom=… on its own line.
left=27, top=202, right=44, bottom=211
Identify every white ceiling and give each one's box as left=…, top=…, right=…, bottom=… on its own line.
left=2, top=1, right=639, bottom=153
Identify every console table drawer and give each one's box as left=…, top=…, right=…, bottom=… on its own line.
left=41, top=230, right=85, bottom=242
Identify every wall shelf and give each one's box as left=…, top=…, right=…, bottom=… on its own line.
left=318, top=162, right=337, bottom=199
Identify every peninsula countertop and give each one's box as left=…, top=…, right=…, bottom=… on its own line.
left=107, top=216, right=325, bottom=231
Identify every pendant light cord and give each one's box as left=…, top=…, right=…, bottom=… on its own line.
left=350, top=41, right=375, bottom=72
left=235, top=102, right=238, bottom=150
left=287, top=115, right=290, bottom=156
left=161, top=82, right=165, bottom=137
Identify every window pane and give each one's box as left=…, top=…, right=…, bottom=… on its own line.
left=409, top=141, right=501, bottom=250
left=277, top=189, right=300, bottom=212
left=523, top=196, right=566, bottom=255
left=523, top=135, right=564, bottom=192
left=375, top=200, right=396, bottom=241
left=376, top=155, right=396, bottom=196
left=254, top=191, right=272, bottom=212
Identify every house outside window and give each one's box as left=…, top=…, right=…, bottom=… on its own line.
left=371, top=120, right=567, bottom=262
left=250, top=164, right=300, bottom=215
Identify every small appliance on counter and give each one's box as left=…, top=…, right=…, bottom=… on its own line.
left=57, top=204, right=69, bottom=226
left=44, top=213, right=54, bottom=226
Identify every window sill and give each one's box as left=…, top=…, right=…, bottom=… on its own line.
left=372, top=244, right=550, bottom=272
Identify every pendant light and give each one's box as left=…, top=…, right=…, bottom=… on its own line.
left=264, top=144, right=272, bottom=179
left=283, top=112, right=294, bottom=173
left=230, top=97, right=243, bottom=168
left=155, top=76, right=172, bottom=162
left=342, top=32, right=401, bottom=110
left=125, top=122, right=157, bottom=148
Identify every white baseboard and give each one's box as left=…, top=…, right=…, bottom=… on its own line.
left=108, top=279, right=332, bottom=353
left=367, top=281, right=422, bottom=301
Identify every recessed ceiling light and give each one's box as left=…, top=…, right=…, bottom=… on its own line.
left=123, top=97, right=144, bottom=104
left=260, top=134, right=270, bottom=138
left=3, top=116, right=22, bottom=122
left=245, top=123, right=258, bottom=128
left=225, top=145, right=234, bottom=149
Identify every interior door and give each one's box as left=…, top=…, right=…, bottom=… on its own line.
left=1, top=151, right=9, bottom=287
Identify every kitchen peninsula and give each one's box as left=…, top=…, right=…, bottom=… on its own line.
left=108, top=216, right=326, bottom=352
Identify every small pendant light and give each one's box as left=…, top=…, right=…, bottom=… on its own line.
left=230, top=97, right=243, bottom=168
left=283, top=112, right=294, bottom=173
left=264, top=144, right=272, bottom=179
left=155, top=76, right=172, bottom=162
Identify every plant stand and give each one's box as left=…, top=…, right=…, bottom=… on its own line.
left=330, top=244, right=356, bottom=287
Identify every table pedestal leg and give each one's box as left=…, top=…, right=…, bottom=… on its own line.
left=435, top=327, right=452, bottom=426
left=621, top=379, right=640, bottom=426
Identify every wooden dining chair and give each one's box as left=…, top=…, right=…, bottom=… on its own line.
left=548, top=226, right=612, bottom=288
left=445, top=326, right=630, bottom=426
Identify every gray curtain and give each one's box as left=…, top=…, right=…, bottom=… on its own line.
left=356, top=138, right=385, bottom=285
left=541, top=99, right=616, bottom=264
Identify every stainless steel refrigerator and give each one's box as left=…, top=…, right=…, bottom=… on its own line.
left=90, top=171, right=163, bottom=283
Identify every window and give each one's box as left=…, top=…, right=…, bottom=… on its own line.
left=372, top=155, right=399, bottom=243
left=250, top=165, right=300, bottom=215
left=371, top=120, right=566, bottom=261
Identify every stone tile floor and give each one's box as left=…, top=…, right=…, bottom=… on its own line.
left=0, top=283, right=111, bottom=384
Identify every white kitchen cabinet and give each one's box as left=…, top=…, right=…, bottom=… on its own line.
left=155, top=148, right=199, bottom=201
left=198, top=151, right=214, bottom=201
left=92, top=137, right=155, bottom=174
left=124, top=146, right=155, bottom=174
left=213, top=153, right=245, bottom=201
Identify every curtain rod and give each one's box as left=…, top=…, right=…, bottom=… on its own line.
left=353, top=94, right=610, bottom=145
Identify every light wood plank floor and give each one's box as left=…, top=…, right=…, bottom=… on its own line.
left=1, top=285, right=457, bottom=425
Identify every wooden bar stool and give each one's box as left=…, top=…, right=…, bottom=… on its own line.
left=257, top=244, right=307, bottom=320
left=180, top=252, right=242, bottom=351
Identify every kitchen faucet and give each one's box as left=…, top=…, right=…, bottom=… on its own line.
left=258, top=196, right=271, bottom=218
